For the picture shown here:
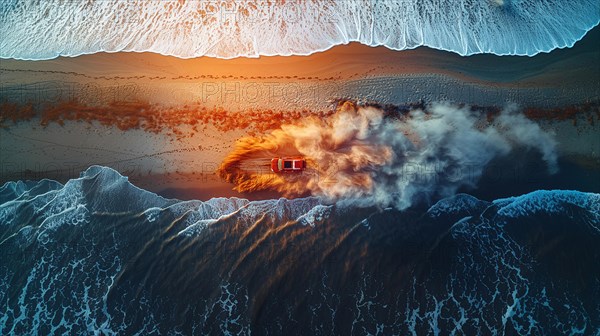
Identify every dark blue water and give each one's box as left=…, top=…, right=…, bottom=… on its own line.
left=1, top=166, right=599, bottom=335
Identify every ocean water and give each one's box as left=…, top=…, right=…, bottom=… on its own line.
left=0, top=0, right=599, bottom=60
left=1, top=166, right=599, bottom=334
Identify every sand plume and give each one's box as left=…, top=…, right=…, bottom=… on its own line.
left=217, top=101, right=558, bottom=209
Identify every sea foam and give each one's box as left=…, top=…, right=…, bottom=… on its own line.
left=0, top=0, right=598, bottom=60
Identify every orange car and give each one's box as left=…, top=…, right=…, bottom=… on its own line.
left=271, top=157, right=306, bottom=173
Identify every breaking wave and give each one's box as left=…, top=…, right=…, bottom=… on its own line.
left=0, top=0, right=599, bottom=60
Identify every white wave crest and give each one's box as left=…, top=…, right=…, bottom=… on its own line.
left=0, top=0, right=598, bottom=60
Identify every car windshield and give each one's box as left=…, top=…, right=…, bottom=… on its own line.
left=283, top=161, right=292, bottom=169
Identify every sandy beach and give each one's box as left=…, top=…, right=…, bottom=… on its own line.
left=1, top=27, right=598, bottom=200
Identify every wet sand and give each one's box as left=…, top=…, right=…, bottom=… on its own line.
left=2, top=27, right=598, bottom=108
